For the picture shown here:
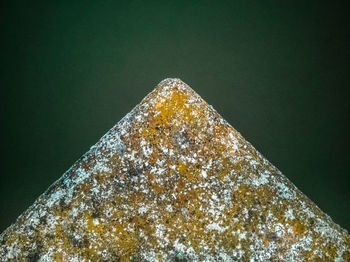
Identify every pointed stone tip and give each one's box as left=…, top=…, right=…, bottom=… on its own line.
left=157, top=78, right=186, bottom=87
left=147, top=78, right=202, bottom=105
left=139, top=78, right=200, bottom=109
left=156, top=78, right=192, bottom=93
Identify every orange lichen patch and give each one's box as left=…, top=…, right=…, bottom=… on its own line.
left=53, top=252, right=63, bottom=262
left=2, top=231, right=18, bottom=246
left=138, top=125, right=160, bottom=145
left=152, top=86, right=194, bottom=127
left=85, top=214, right=104, bottom=233
left=152, top=182, right=165, bottom=194
left=292, top=220, right=307, bottom=235
left=176, top=162, right=198, bottom=182
left=342, top=250, right=350, bottom=261
left=156, top=253, right=163, bottom=261
left=323, top=243, right=338, bottom=259
left=177, top=162, right=187, bottom=175
left=78, top=180, right=92, bottom=195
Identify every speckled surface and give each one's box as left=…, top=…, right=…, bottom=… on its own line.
left=0, top=78, right=349, bottom=261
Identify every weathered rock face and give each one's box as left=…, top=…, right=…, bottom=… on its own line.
left=0, top=79, right=349, bottom=261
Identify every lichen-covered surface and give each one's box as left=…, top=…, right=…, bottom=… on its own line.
left=1, top=79, right=349, bottom=262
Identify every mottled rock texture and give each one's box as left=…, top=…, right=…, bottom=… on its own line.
left=0, top=79, right=349, bottom=261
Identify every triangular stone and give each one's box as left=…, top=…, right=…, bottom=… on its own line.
left=1, top=79, right=349, bottom=261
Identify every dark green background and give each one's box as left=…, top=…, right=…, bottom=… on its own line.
left=1, top=1, right=349, bottom=233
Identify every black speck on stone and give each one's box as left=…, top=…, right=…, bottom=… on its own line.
left=267, top=232, right=278, bottom=241
left=248, top=210, right=254, bottom=221
left=260, top=214, right=266, bottom=222
left=253, top=199, right=261, bottom=206
left=92, top=210, right=100, bottom=218
left=83, top=237, right=89, bottom=247
left=175, top=257, right=187, bottom=262
left=1, top=234, right=8, bottom=245
left=128, top=166, right=139, bottom=177
left=27, top=251, right=40, bottom=262
left=45, top=234, right=54, bottom=240
left=39, top=215, right=47, bottom=225
left=59, top=198, right=66, bottom=209
left=70, top=236, right=79, bottom=247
